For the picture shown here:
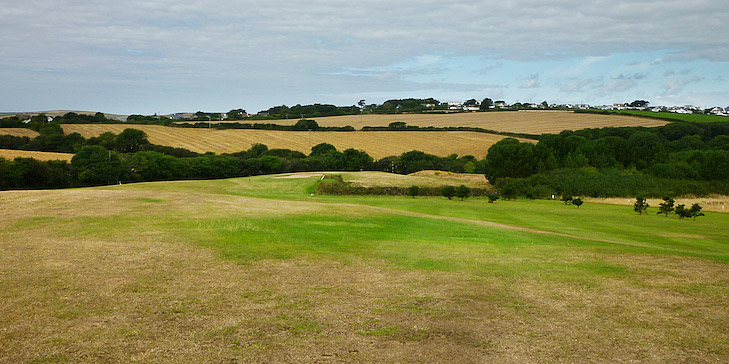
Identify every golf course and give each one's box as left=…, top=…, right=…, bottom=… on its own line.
left=2, top=172, right=728, bottom=363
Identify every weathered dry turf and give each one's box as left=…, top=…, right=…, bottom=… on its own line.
left=1, top=177, right=728, bottom=363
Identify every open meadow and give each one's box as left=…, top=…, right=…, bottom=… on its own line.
left=240, top=111, right=668, bottom=133
left=59, top=124, right=528, bottom=158
left=1, top=172, right=728, bottom=363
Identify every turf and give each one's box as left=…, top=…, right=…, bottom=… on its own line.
left=2, top=171, right=729, bottom=363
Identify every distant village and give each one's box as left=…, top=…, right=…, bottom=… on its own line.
left=442, top=100, right=729, bottom=116
left=162, top=100, right=729, bottom=121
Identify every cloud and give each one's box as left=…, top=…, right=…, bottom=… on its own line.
left=1, top=0, right=728, bottom=112
left=595, top=78, right=637, bottom=96
left=520, top=74, right=539, bottom=89
left=662, top=76, right=703, bottom=95
left=559, top=78, right=598, bottom=92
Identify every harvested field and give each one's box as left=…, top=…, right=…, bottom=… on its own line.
left=0, top=128, right=39, bottom=138
left=218, top=111, right=668, bottom=134
left=408, top=170, right=491, bottom=187
left=61, top=124, right=528, bottom=158
left=319, top=170, right=492, bottom=188
left=588, top=195, right=729, bottom=213
left=0, top=149, right=74, bottom=162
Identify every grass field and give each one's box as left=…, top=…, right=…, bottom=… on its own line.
left=582, top=110, right=729, bottom=123
left=60, top=124, right=528, bottom=158
left=231, top=111, right=668, bottom=133
left=1, top=171, right=728, bottom=363
left=0, top=149, right=74, bottom=161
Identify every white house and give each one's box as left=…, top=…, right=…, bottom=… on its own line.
left=447, top=101, right=463, bottom=110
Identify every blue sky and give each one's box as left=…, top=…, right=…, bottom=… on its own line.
left=1, top=0, right=728, bottom=114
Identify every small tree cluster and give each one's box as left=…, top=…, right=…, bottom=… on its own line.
left=657, top=196, right=675, bottom=216
left=634, top=195, right=705, bottom=221
left=675, top=204, right=705, bottom=220
left=634, top=196, right=649, bottom=215
left=408, top=185, right=420, bottom=198
left=456, top=185, right=471, bottom=201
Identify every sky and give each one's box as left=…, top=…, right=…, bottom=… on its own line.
left=1, top=0, right=728, bottom=115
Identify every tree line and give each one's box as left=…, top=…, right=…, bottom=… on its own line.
left=484, top=122, right=729, bottom=198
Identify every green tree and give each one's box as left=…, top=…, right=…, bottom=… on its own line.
left=561, top=194, right=573, bottom=205
left=689, top=203, right=705, bottom=221
left=455, top=185, right=471, bottom=201
left=484, top=138, right=536, bottom=182
left=634, top=196, right=649, bottom=215
left=115, top=128, right=149, bottom=153
left=293, top=119, right=319, bottom=130
left=629, top=100, right=649, bottom=108
left=408, top=185, right=420, bottom=198
left=71, top=145, right=124, bottom=185
left=488, top=194, right=499, bottom=203
left=572, top=197, right=584, bottom=208
left=675, top=204, right=690, bottom=219
left=479, top=98, right=493, bottom=111
left=441, top=185, right=456, bottom=200
left=657, top=196, right=675, bottom=216
left=310, top=143, right=336, bottom=156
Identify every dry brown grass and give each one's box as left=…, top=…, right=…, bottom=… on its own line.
left=333, top=170, right=491, bottom=188
left=0, top=149, right=74, bottom=161
left=2, top=178, right=729, bottom=363
left=229, top=111, right=667, bottom=134
left=0, top=128, right=39, bottom=138
left=61, top=124, right=528, bottom=158
left=2, top=185, right=728, bottom=363
left=587, top=195, right=729, bottom=213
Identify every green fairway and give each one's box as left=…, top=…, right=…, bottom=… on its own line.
left=583, top=109, right=729, bottom=123
left=2, top=171, right=729, bottom=363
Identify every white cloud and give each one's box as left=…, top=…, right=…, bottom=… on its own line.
left=559, top=78, right=597, bottom=92
left=662, top=76, right=703, bottom=95
left=520, top=74, right=540, bottom=89
left=1, top=0, right=728, bottom=112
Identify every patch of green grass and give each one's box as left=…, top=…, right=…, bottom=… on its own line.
left=274, top=315, right=323, bottom=335
left=581, top=109, right=729, bottom=123
left=135, top=197, right=165, bottom=203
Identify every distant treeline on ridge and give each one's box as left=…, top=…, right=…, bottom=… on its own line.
left=2, top=116, right=729, bottom=198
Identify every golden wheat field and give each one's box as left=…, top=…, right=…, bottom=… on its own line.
left=0, top=149, right=74, bottom=162
left=217, top=111, right=668, bottom=134
left=60, top=124, right=528, bottom=159
left=0, top=128, right=39, bottom=138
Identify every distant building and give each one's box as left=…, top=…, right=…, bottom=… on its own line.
left=447, top=101, right=463, bottom=110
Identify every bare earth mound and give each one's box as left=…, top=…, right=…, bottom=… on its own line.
left=61, top=124, right=529, bottom=159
